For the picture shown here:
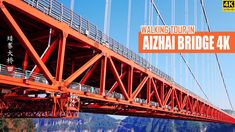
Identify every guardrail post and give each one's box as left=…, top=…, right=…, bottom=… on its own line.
left=79, top=16, right=82, bottom=33
left=87, top=20, right=90, bottom=37
left=70, top=11, right=73, bottom=27
left=36, top=0, right=39, bottom=8
left=60, top=3, right=63, bottom=21
left=49, top=0, right=52, bottom=15
left=95, top=26, right=98, bottom=42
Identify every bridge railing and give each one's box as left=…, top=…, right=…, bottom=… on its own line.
left=0, top=63, right=214, bottom=108
left=68, top=82, right=163, bottom=108
left=0, top=64, right=49, bottom=84
left=19, top=0, right=214, bottom=105
left=68, top=82, right=183, bottom=112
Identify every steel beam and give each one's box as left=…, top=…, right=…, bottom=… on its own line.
left=65, top=54, right=102, bottom=85
left=108, top=57, right=129, bottom=100
left=131, top=77, right=148, bottom=100
left=56, top=33, right=67, bottom=82
left=100, top=56, right=107, bottom=95
left=128, top=66, right=133, bottom=97
left=151, top=78, right=163, bottom=107
left=0, top=3, right=55, bottom=84
left=80, top=61, right=99, bottom=84
left=33, top=39, right=59, bottom=74
left=107, top=71, right=127, bottom=95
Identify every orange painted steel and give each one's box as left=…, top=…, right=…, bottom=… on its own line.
left=0, top=0, right=234, bottom=124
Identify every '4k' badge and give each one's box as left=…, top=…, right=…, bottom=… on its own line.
left=223, top=0, right=235, bottom=12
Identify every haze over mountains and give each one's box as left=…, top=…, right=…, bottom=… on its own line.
left=0, top=110, right=234, bottom=131
left=34, top=111, right=235, bottom=132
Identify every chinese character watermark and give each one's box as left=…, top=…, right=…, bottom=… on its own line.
left=6, top=35, right=14, bottom=65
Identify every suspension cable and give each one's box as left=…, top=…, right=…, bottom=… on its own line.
left=155, top=0, right=159, bottom=67
left=144, top=0, right=148, bottom=25
left=180, top=53, right=209, bottom=101
left=151, top=0, right=168, bottom=74
left=199, top=0, right=210, bottom=32
left=172, top=0, right=176, bottom=79
left=194, top=0, right=197, bottom=28
left=143, top=0, right=148, bottom=60
left=104, top=0, right=111, bottom=35
left=199, top=0, right=234, bottom=110
left=151, top=0, right=166, bottom=25
left=185, top=0, right=188, bottom=89
left=156, top=0, right=159, bottom=25
left=107, top=0, right=112, bottom=35
left=70, top=0, right=74, bottom=11
left=149, top=0, right=153, bottom=65
left=126, top=0, right=131, bottom=48
left=150, top=0, right=209, bottom=101
left=215, top=55, right=234, bottom=110
left=194, top=0, right=197, bottom=90
left=185, top=0, right=188, bottom=25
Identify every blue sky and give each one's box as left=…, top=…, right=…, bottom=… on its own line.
left=59, top=0, right=235, bottom=111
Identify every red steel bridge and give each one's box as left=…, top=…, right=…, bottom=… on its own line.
left=0, top=0, right=234, bottom=124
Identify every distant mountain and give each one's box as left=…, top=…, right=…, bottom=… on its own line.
left=118, top=116, right=235, bottom=132
left=1, top=114, right=234, bottom=132
left=34, top=113, right=119, bottom=131
left=33, top=113, right=235, bottom=132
